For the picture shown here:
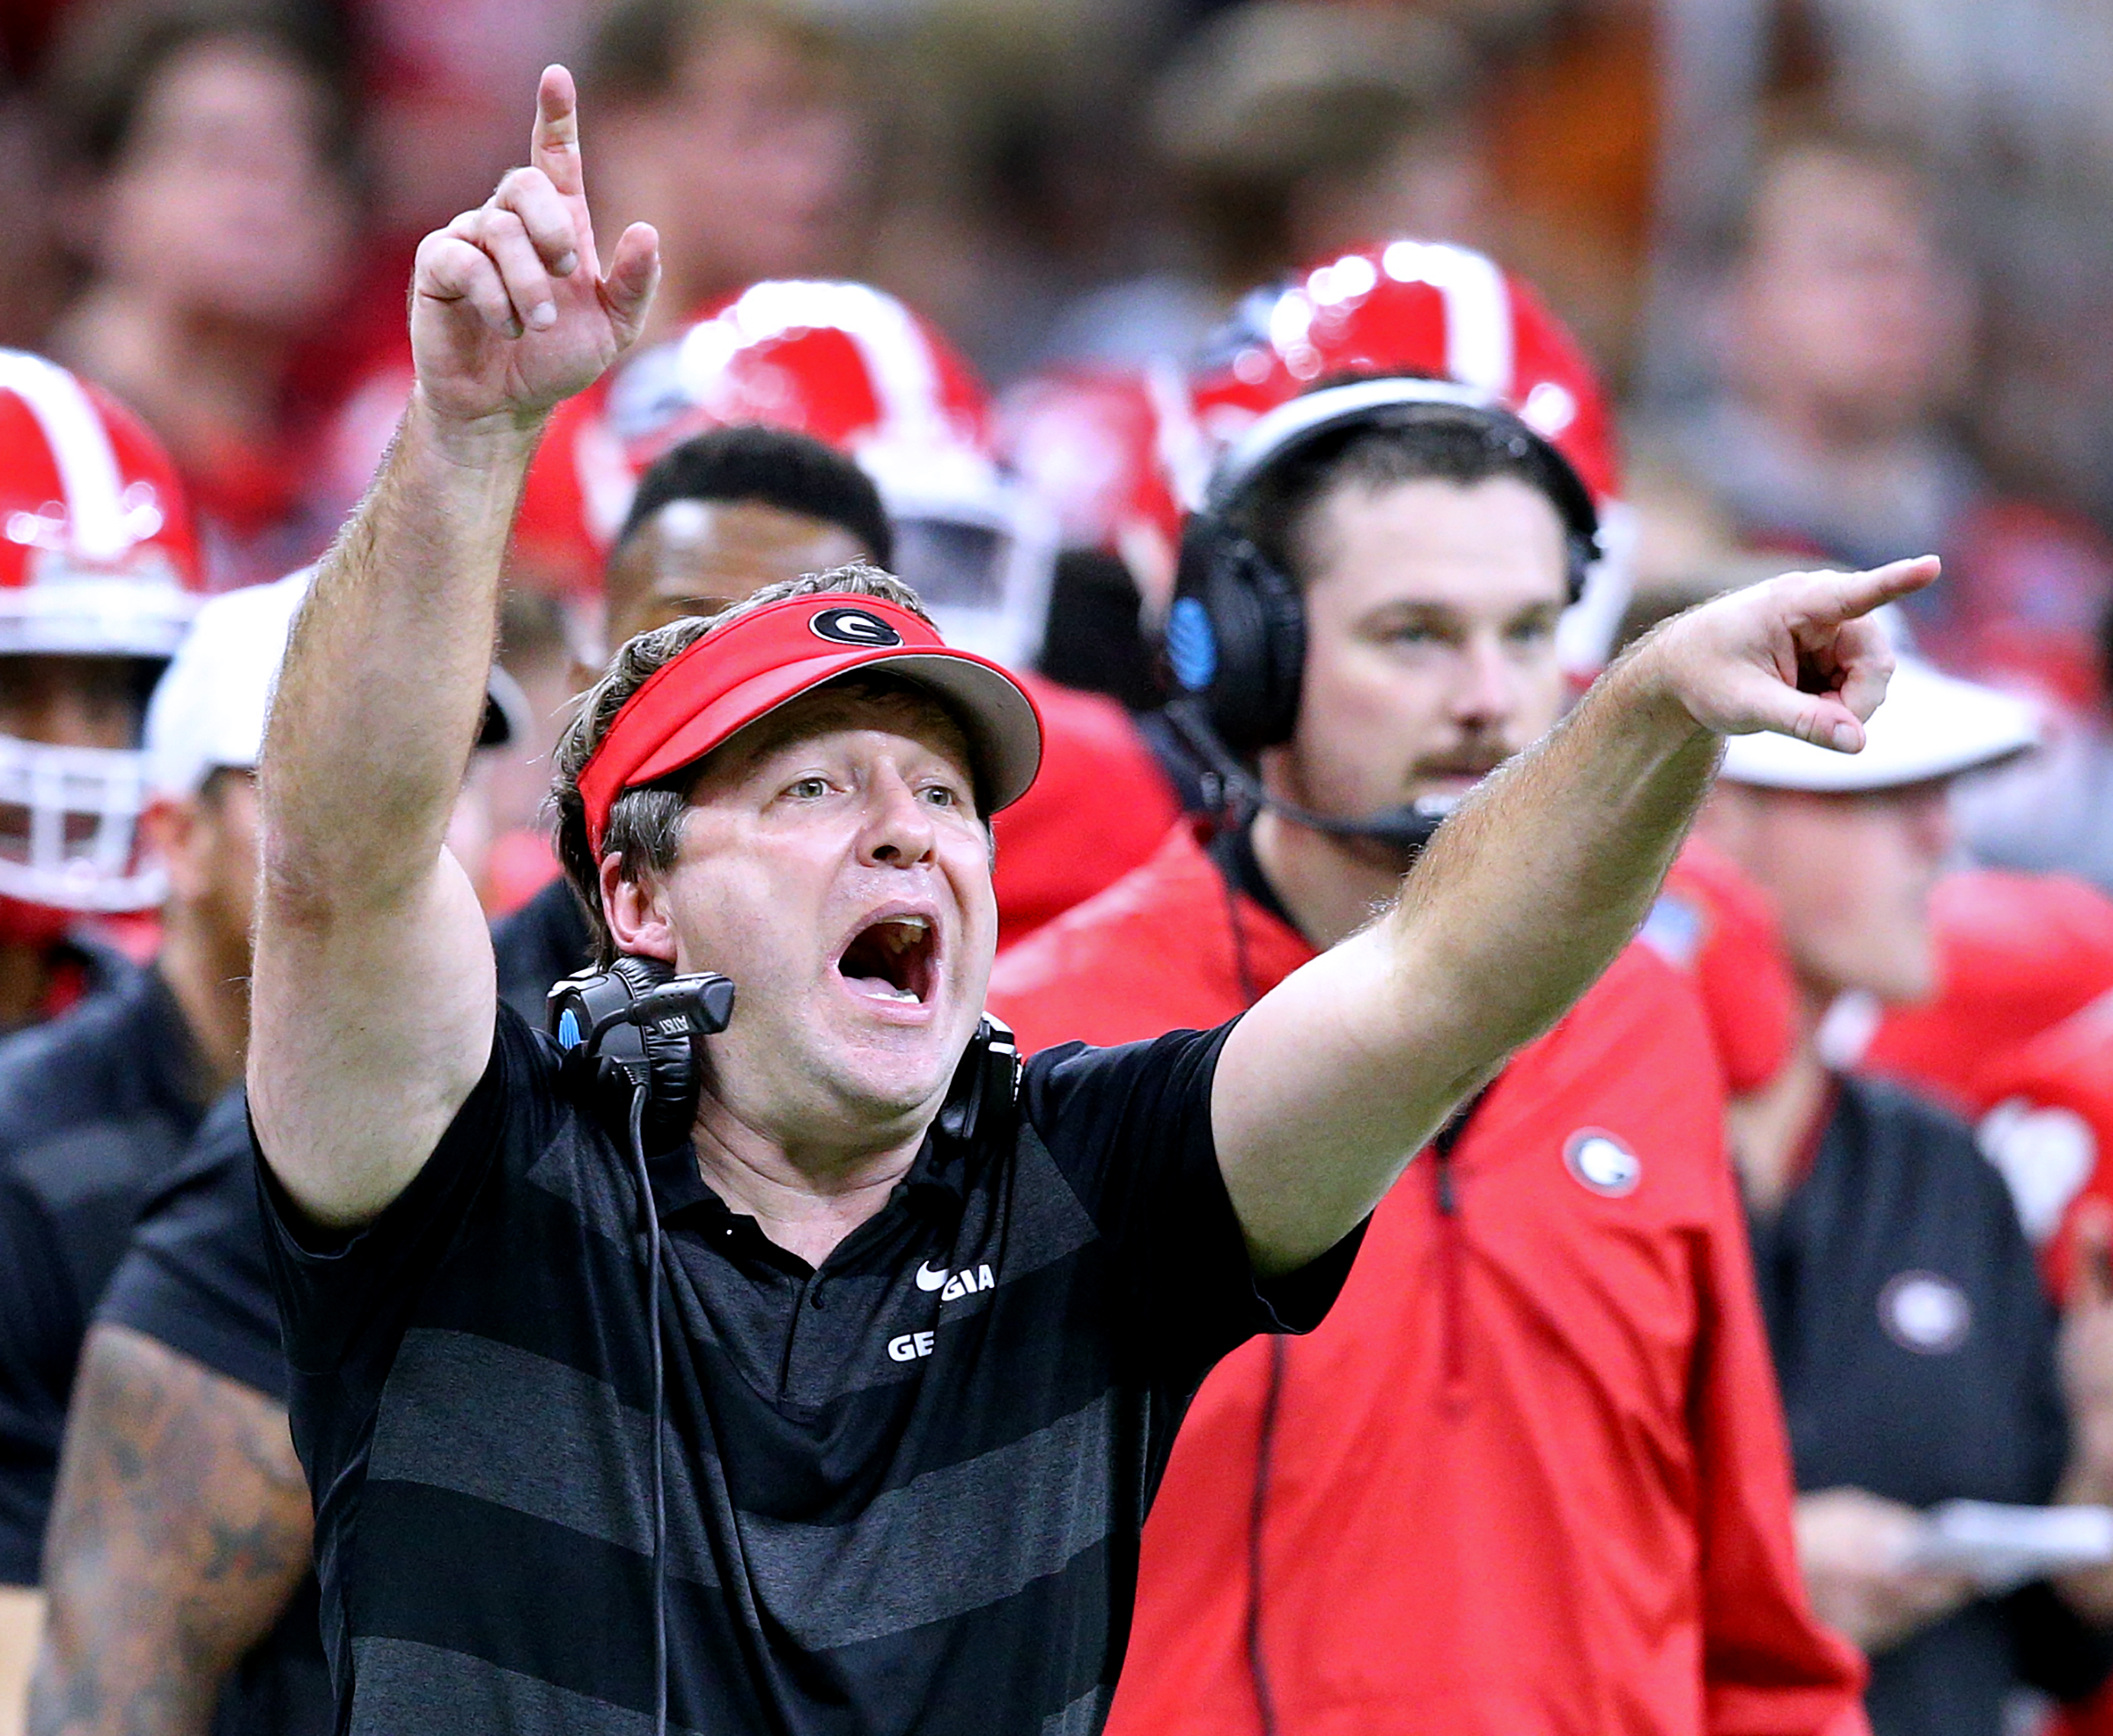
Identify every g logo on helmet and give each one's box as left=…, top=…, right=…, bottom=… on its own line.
left=810, top=607, right=904, bottom=649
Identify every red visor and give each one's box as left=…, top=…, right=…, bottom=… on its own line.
left=578, top=594, right=1043, bottom=855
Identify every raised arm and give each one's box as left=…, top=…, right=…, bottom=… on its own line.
left=1216, top=559, right=1935, bottom=1275
left=248, top=68, right=659, bottom=1226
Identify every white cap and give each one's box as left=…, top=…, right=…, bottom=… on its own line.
left=144, top=569, right=526, bottom=801
left=1719, top=654, right=2041, bottom=792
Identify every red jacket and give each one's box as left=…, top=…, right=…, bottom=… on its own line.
left=990, top=823, right=1867, bottom=1736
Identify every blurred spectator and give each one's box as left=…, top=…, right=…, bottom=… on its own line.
left=1701, top=652, right=2113, bottom=1736
left=41, top=0, right=363, bottom=591
left=580, top=0, right=869, bottom=344
left=0, top=91, right=64, bottom=354
left=1796, top=0, right=2113, bottom=538
left=1042, top=0, right=1488, bottom=370
left=353, top=0, right=595, bottom=242
left=1839, top=870, right=2113, bottom=1117
left=1653, top=121, right=2113, bottom=707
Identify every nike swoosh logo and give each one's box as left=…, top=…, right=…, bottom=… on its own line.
left=915, top=1262, right=948, bottom=1291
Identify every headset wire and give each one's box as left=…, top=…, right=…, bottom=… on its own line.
left=624, top=1084, right=671, bottom=1736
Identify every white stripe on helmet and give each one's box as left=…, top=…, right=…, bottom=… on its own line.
left=675, top=281, right=959, bottom=457
left=0, top=350, right=130, bottom=561
left=1377, top=241, right=1515, bottom=398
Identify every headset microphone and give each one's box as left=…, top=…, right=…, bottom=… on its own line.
left=1164, top=700, right=1459, bottom=856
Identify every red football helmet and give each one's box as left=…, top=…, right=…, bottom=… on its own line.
left=1189, top=239, right=1631, bottom=672
left=0, top=350, right=201, bottom=917
left=995, top=361, right=1209, bottom=627
left=605, top=280, right=1056, bottom=668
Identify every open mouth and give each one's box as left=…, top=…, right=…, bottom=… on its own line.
left=836, top=912, right=939, bottom=1005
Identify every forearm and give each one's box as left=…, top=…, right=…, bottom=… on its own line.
left=261, top=391, right=540, bottom=919
left=1392, top=634, right=1721, bottom=1077
left=1215, top=559, right=1927, bottom=1272
left=27, top=1329, right=311, bottom=1736
left=1216, top=644, right=1719, bottom=1269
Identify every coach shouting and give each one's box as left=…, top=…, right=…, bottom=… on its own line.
left=248, top=68, right=1932, bottom=1736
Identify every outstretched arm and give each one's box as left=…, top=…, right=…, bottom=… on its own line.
left=248, top=68, right=658, bottom=1227
left=1216, top=560, right=1935, bottom=1275
left=26, top=1328, right=311, bottom=1736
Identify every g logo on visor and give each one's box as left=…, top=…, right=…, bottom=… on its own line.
left=810, top=607, right=904, bottom=649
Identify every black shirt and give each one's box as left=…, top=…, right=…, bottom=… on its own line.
left=491, top=874, right=593, bottom=1026
left=1749, top=1073, right=2113, bottom=1736
left=97, top=1089, right=334, bottom=1736
left=258, top=1004, right=1358, bottom=1735
left=0, top=960, right=215, bottom=1580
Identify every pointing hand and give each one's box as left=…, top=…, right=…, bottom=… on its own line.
left=409, top=66, right=659, bottom=430
left=1635, top=557, right=1940, bottom=752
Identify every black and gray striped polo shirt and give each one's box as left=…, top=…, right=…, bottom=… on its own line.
left=258, top=1004, right=1358, bottom=1735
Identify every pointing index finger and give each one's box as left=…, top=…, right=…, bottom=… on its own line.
left=1811, top=555, right=1940, bottom=627
left=531, top=64, right=584, bottom=199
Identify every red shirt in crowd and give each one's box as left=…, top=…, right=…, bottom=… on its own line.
left=988, top=821, right=1868, bottom=1736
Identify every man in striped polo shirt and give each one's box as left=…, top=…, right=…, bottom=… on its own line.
left=246, top=67, right=1933, bottom=1736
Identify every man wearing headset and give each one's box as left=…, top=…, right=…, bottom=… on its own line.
left=247, top=73, right=1924, bottom=1735
left=990, top=246, right=1869, bottom=1735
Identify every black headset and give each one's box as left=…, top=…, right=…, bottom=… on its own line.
left=547, top=953, right=1021, bottom=1156
left=545, top=954, right=1020, bottom=1736
left=547, top=955, right=736, bottom=1147
left=1166, top=386, right=1601, bottom=756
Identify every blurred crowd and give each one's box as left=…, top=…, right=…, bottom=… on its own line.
left=9, top=0, right=2113, bottom=1732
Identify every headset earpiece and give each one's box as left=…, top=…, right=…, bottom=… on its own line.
left=548, top=956, right=733, bottom=1150
left=1167, top=516, right=1307, bottom=754
left=937, top=1013, right=1022, bottom=1146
